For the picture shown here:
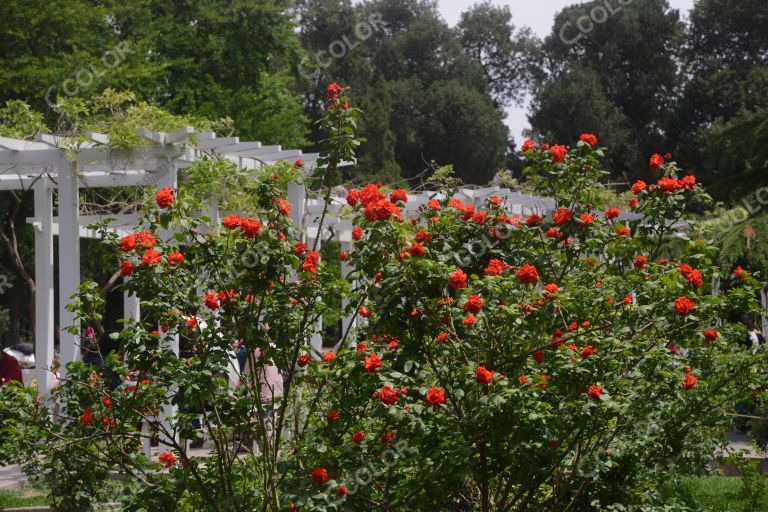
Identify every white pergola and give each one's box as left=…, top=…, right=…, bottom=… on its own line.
left=0, top=128, right=562, bottom=399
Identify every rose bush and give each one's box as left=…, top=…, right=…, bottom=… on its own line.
left=17, top=85, right=768, bottom=511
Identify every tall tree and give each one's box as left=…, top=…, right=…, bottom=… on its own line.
left=668, top=0, right=768, bottom=200
left=456, top=1, right=539, bottom=108
left=298, top=0, right=517, bottom=184
left=529, top=0, right=683, bottom=179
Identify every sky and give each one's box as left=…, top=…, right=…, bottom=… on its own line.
left=435, top=0, right=697, bottom=144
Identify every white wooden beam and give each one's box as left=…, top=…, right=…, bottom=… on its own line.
left=57, top=157, right=81, bottom=371
left=33, top=177, right=55, bottom=399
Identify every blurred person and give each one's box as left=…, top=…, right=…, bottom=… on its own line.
left=0, top=348, right=23, bottom=386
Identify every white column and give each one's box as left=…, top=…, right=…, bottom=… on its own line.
left=33, top=177, right=54, bottom=398
left=340, top=240, right=356, bottom=345
left=287, top=181, right=306, bottom=239
left=156, top=159, right=179, bottom=446
left=123, top=291, right=140, bottom=325
left=58, top=157, right=80, bottom=373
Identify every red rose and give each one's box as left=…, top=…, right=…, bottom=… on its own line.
left=159, top=451, right=176, bottom=469
left=390, top=189, right=407, bottom=204
left=156, top=187, right=175, bottom=208
left=521, top=139, right=536, bottom=152
left=79, top=407, right=93, bottom=426
left=449, top=269, right=468, bottom=290
left=339, top=251, right=349, bottom=261
left=614, top=226, right=630, bottom=236
left=680, top=175, right=696, bottom=188
left=437, top=332, right=449, bottom=342
left=363, top=353, right=382, bottom=373
left=657, top=176, right=682, bottom=193
left=415, top=230, right=432, bottom=243
left=277, top=198, right=291, bottom=216
left=475, top=366, right=494, bottom=385
left=580, top=345, right=597, bottom=358
left=141, top=249, right=161, bottom=266
left=351, top=431, right=364, bottom=444
left=545, top=227, right=561, bottom=239
left=326, top=82, right=342, bottom=101
left=352, top=226, right=362, bottom=241
left=310, top=466, right=330, bottom=485
left=577, top=213, right=593, bottom=227
left=357, top=306, right=371, bottom=318
left=703, top=329, right=718, bottom=341
left=588, top=385, right=603, bottom=401
left=294, top=159, right=304, bottom=168
left=464, top=295, right=483, bottom=314
left=204, top=291, right=219, bottom=310
left=631, top=181, right=647, bottom=195
left=552, top=207, right=572, bottom=226
left=167, top=251, right=184, bottom=267
left=328, top=410, right=340, bottom=422
left=301, top=251, right=320, bottom=274
left=543, top=283, right=559, bottom=298
left=120, top=234, right=137, bottom=252
left=294, top=242, right=307, bottom=256
left=649, top=153, right=665, bottom=172
left=120, top=260, right=134, bottom=277
left=337, top=486, right=348, bottom=498
left=323, top=352, right=335, bottom=363
left=734, top=266, right=748, bottom=281
left=549, top=144, right=567, bottom=163
left=297, top=354, right=311, bottom=367
left=462, top=315, right=475, bottom=326
left=516, top=264, right=539, bottom=285
left=378, top=385, right=398, bottom=405
left=580, top=133, right=598, bottom=148
left=533, top=350, right=544, bottom=363
left=222, top=215, right=240, bottom=230
left=381, top=431, right=395, bottom=444
left=425, top=386, right=445, bottom=407
left=239, top=218, right=261, bottom=238
left=408, top=242, right=424, bottom=257
left=682, top=373, right=697, bottom=390
left=604, top=207, right=620, bottom=219
left=346, top=189, right=360, bottom=206
left=629, top=198, right=638, bottom=208
left=674, top=296, right=695, bottom=316
left=484, top=258, right=508, bottom=276
left=136, top=231, right=155, bottom=248
left=633, top=255, right=647, bottom=269
left=359, top=183, right=384, bottom=207
left=525, top=214, right=542, bottom=227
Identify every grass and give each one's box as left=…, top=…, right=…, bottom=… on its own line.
left=663, top=475, right=768, bottom=511
left=0, top=486, right=50, bottom=508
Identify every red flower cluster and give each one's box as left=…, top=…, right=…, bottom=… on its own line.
left=484, top=258, right=508, bottom=276
left=552, top=207, right=572, bottom=226
left=464, top=295, right=483, bottom=314
left=516, top=264, right=539, bottom=285
left=631, top=181, right=647, bottom=195
left=633, top=255, right=647, bottom=269
left=674, top=296, right=695, bottom=316
left=425, top=387, right=445, bottom=407
left=649, top=153, right=665, bottom=173
left=310, top=466, right=330, bottom=485
left=521, top=139, right=536, bottom=152
left=734, top=266, right=748, bottom=281
left=120, top=231, right=156, bottom=252
left=449, top=269, right=468, bottom=290
left=580, top=133, right=598, bottom=149
left=703, top=329, right=718, bottom=341
left=141, top=249, right=161, bottom=266
left=604, top=207, right=620, bottom=219
left=377, top=385, right=398, bottom=405
left=475, top=366, right=494, bottom=385
left=363, top=353, right=382, bottom=373
left=79, top=406, right=93, bottom=426
left=682, top=373, right=697, bottom=390
left=301, top=251, right=320, bottom=274
left=159, top=451, right=176, bottom=469
left=156, top=187, right=175, bottom=209
left=167, top=251, right=184, bottom=267
left=550, top=144, right=567, bottom=163
left=679, top=263, right=702, bottom=289
left=588, top=385, right=603, bottom=401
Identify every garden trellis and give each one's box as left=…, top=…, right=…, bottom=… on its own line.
left=0, top=128, right=560, bottom=401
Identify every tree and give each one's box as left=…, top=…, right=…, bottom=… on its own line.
left=667, top=0, right=768, bottom=198
left=530, top=0, right=683, bottom=179
left=456, top=1, right=539, bottom=108
left=297, top=0, right=518, bottom=185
